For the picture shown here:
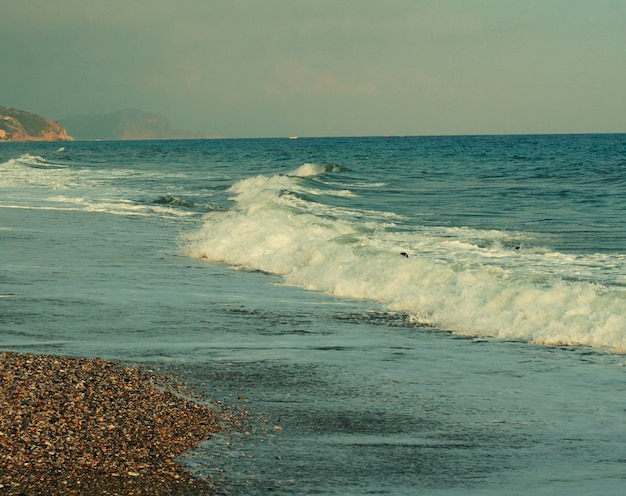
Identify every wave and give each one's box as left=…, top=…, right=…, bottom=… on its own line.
left=181, top=165, right=625, bottom=352
left=153, top=195, right=200, bottom=209
left=1, top=154, right=202, bottom=219
left=290, top=162, right=344, bottom=177
left=0, top=154, right=72, bottom=190
left=4, top=153, right=66, bottom=169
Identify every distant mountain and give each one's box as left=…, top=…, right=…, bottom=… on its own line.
left=59, top=109, right=204, bottom=140
left=0, top=107, right=73, bottom=142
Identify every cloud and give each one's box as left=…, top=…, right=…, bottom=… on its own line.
left=3, top=0, right=626, bottom=136
left=267, top=56, right=376, bottom=97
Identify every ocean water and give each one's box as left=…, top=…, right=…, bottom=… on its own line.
left=1, top=135, right=625, bottom=494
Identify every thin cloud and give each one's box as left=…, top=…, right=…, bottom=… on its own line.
left=268, top=56, right=376, bottom=97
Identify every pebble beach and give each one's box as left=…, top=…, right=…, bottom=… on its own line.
left=0, top=352, right=231, bottom=495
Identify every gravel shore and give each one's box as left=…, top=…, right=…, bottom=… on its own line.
left=0, top=352, right=232, bottom=495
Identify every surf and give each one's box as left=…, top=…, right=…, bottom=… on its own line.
left=183, top=164, right=626, bottom=352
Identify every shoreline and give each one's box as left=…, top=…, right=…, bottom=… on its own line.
left=0, top=352, right=235, bottom=495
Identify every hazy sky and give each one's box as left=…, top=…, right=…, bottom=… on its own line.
left=3, top=0, right=626, bottom=137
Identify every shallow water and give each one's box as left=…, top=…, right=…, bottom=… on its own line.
left=176, top=323, right=626, bottom=495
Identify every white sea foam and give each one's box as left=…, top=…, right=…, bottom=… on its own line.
left=290, top=162, right=343, bottom=177
left=185, top=167, right=626, bottom=352
left=1, top=154, right=199, bottom=219
left=8, top=153, right=66, bottom=168
left=0, top=154, right=71, bottom=191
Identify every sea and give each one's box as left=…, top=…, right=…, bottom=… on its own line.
left=1, top=134, right=625, bottom=495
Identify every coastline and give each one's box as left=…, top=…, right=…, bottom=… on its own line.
left=0, top=352, right=233, bottom=495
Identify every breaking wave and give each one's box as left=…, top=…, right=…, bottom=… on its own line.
left=183, top=165, right=626, bottom=352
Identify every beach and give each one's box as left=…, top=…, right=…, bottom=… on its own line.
left=2, top=136, right=625, bottom=494
left=0, top=352, right=233, bottom=495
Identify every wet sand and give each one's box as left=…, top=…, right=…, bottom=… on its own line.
left=0, top=352, right=233, bottom=495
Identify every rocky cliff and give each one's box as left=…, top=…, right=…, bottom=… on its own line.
left=59, top=109, right=203, bottom=140
left=0, top=107, right=73, bottom=142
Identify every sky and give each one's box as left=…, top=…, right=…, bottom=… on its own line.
left=2, top=0, right=626, bottom=138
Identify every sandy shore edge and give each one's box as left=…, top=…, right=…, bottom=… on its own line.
left=0, top=351, right=232, bottom=495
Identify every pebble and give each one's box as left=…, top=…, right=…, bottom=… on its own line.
left=0, top=352, right=233, bottom=495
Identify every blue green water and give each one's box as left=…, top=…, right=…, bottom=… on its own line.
left=1, top=135, right=625, bottom=494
